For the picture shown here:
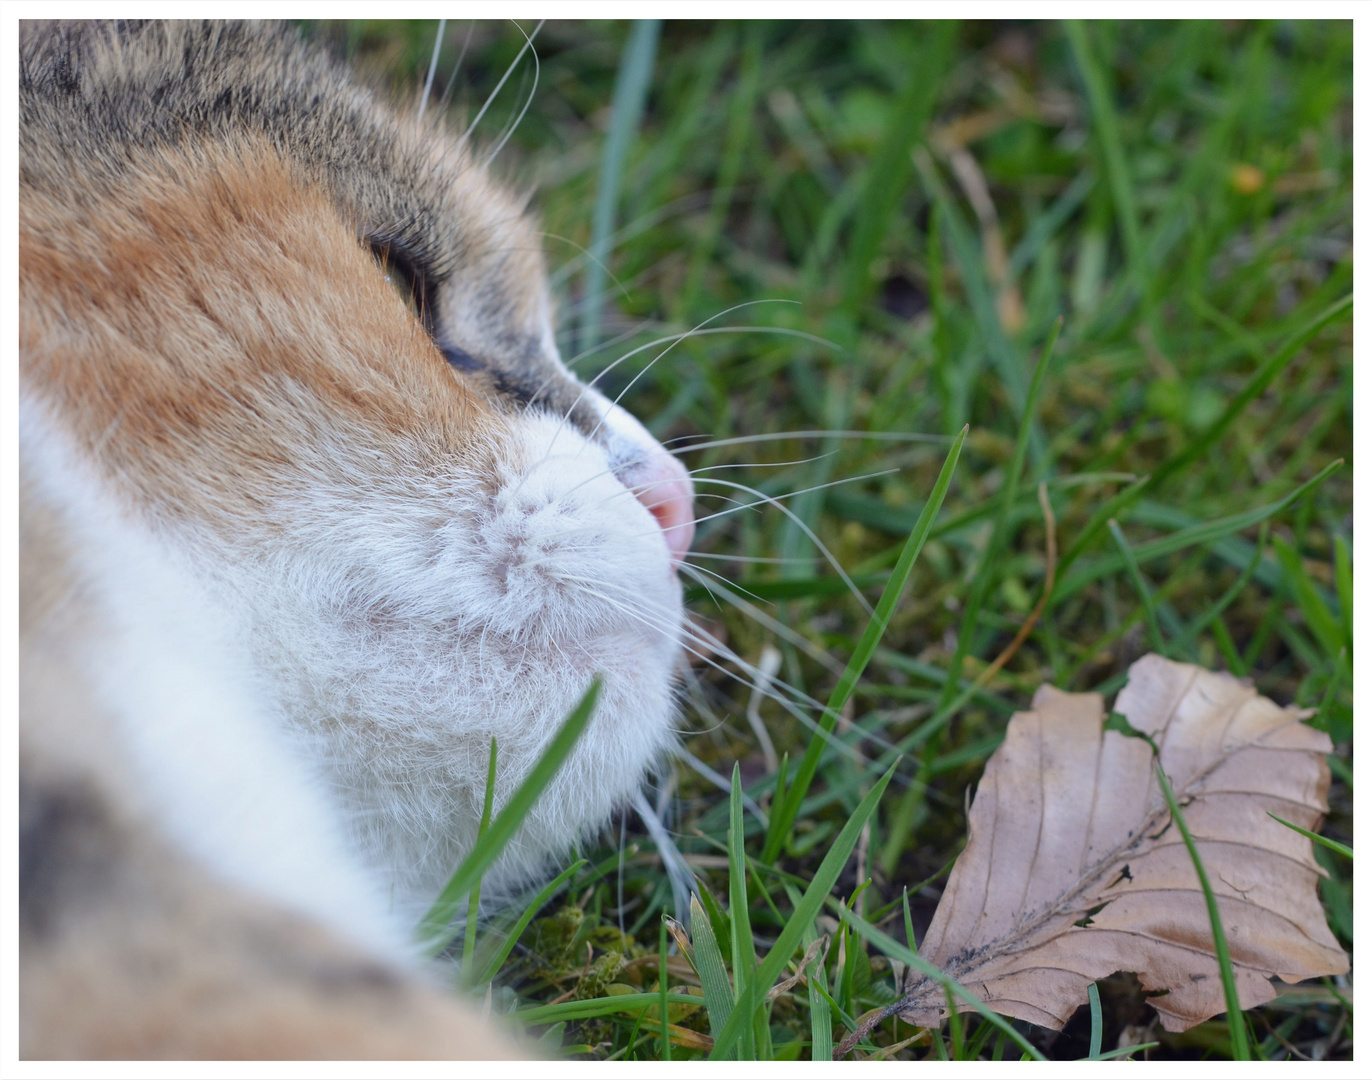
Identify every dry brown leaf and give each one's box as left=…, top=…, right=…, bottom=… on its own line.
left=896, top=653, right=1347, bottom=1033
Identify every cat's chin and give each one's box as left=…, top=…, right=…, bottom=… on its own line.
left=203, top=411, right=687, bottom=920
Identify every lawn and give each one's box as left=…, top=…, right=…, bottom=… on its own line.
left=316, top=19, right=1352, bottom=1061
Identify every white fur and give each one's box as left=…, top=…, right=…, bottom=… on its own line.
left=21, top=397, right=409, bottom=960
left=217, top=411, right=685, bottom=921
left=25, top=379, right=687, bottom=935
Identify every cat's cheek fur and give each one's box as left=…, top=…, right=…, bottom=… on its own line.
left=176, top=412, right=685, bottom=917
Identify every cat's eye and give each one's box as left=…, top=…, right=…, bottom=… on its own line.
left=378, top=261, right=422, bottom=321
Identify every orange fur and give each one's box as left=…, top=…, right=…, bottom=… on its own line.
left=21, top=140, right=499, bottom=525
left=20, top=21, right=694, bottom=1060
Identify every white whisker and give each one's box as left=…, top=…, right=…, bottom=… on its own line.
left=416, top=19, right=446, bottom=124
left=663, top=429, right=952, bottom=456
left=549, top=301, right=799, bottom=463
left=676, top=747, right=768, bottom=827
left=678, top=564, right=843, bottom=675
left=555, top=576, right=896, bottom=765
left=484, top=20, right=544, bottom=167
left=684, top=551, right=817, bottom=565
left=458, top=19, right=541, bottom=153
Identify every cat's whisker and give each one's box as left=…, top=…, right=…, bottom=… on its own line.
left=677, top=564, right=843, bottom=675
left=674, top=571, right=906, bottom=764
left=416, top=19, right=446, bottom=125
left=576, top=459, right=877, bottom=527
left=662, top=429, right=953, bottom=457
left=684, top=551, right=817, bottom=565
left=675, top=746, right=769, bottom=827
left=563, top=453, right=826, bottom=519
left=548, top=188, right=713, bottom=291
left=457, top=20, right=541, bottom=154
left=580, top=302, right=805, bottom=449
left=539, top=233, right=634, bottom=313
left=689, top=474, right=884, bottom=616
left=629, top=789, right=695, bottom=926
left=484, top=20, right=543, bottom=168
left=605, top=471, right=894, bottom=617
left=533, top=301, right=795, bottom=469
left=556, top=576, right=893, bottom=765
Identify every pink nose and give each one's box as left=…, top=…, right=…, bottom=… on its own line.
left=631, top=452, right=695, bottom=568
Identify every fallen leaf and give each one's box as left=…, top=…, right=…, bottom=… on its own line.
left=765, top=934, right=829, bottom=1002
left=894, top=654, right=1346, bottom=1033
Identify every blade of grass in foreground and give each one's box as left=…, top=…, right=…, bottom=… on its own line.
left=728, top=765, right=760, bottom=1059
left=762, top=426, right=966, bottom=862
left=710, top=763, right=897, bottom=1060
left=798, top=902, right=832, bottom=1060
left=460, top=737, right=499, bottom=975
left=416, top=678, right=601, bottom=952
left=516, top=991, right=707, bottom=1026
left=689, top=892, right=736, bottom=1054
left=1154, top=762, right=1252, bottom=1060
left=1268, top=814, right=1353, bottom=860
left=471, top=859, right=586, bottom=986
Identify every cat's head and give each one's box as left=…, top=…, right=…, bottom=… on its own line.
left=20, top=21, right=694, bottom=906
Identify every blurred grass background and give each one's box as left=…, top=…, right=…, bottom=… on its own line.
left=311, top=19, right=1351, bottom=1061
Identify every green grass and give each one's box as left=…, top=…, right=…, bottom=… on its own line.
left=319, top=19, right=1352, bottom=1061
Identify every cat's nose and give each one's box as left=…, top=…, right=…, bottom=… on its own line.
left=630, top=450, right=695, bottom=568
left=587, top=391, right=696, bottom=568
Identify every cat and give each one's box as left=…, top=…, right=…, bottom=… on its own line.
left=19, top=19, right=695, bottom=1058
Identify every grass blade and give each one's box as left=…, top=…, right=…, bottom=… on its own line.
left=1333, top=535, right=1352, bottom=654
left=763, top=426, right=966, bottom=862
left=712, top=763, right=897, bottom=1060
left=1147, top=292, right=1351, bottom=491
left=800, top=910, right=832, bottom=1061
left=578, top=19, right=659, bottom=355
left=917, top=154, right=1029, bottom=417
left=1167, top=523, right=1269, bottom=659
left=938, top=318, right=1061, bottom=713
left=728, top=764, right=758, bottom=1058
left=678, top=24, right=764, bottom=318
left=472, top=859, right=585, bottom=986
left=416, top=679, right=601, bottom=951
left=1271, top=536, right=1344, bottom=659
left=1050, top=292, right=1349, bottom=593
left=1054, top=459, right=1343, bottom=600
left=1153, top=762, right=1251, bottom=1060
left=1065, top=21, right=1155, bottom=338
left=1053, top=472, right=1152, bottom=584
left=1268, top=814, right=1352, bottom=860
left=689, top=893, right=737, bottom=1055
left=843, top=21, right=955, bottom=311
left=658, top=916, right=672, bottom=1061
left=834, top=907, right=1047, bottom=1061
left=1107, top=519, right=1164, bottom=653
left=461, top=736, right=499, bottom=975
left=1087, top=982, right=1103, bottom=1058
left=517, top=991, right=706, bottom=1027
